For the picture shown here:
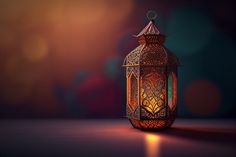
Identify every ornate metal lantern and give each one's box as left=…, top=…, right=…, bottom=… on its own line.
left=123, top=12, right=180, bottom=129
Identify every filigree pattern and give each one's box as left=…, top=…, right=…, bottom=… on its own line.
left=130, top=105, right=176, bottom=129
left=129, top=118, right=175, bottom=129
left=140, top=44, right=168, bottom=66
left=140, top=67, right=165, bottom=77
left=166, top=49, right=180, bottom=66
left=127, top=74, right=138, bottom=112
left=123, top=19, right=179, bottom=129
left=140, top=70, right=166, bottom=119
left=126, top=101, right=140, bottom=119
left=123, top=43, right=179, bottom=67
left=141, top=107, right=163, bottom=119
left=126, top=104, right=132, bottom=118
left=126, top=67, right=139, bottom=78
left=124, top=45, right=144, bottom=66
left=133, top=106, right=140, bottom=119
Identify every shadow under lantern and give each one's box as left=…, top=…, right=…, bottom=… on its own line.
left=123, top=13, right=180, bottom=130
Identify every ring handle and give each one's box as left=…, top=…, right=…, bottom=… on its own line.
left=146, top=10, right=157, bottom=21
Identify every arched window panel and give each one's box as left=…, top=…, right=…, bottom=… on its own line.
left=127, top=72, right=139, bottom=119
left=172, top=71, right=177, bottom=109
left=140, top=68, right=166, bottom=119
left=126, top=67, right=139, bottom=78
left=168, top=71, right=177, bottom=111
left=168, top=72, right=173, bottom=109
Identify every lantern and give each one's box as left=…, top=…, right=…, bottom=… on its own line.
left=123, top=11, right=180, bottom=129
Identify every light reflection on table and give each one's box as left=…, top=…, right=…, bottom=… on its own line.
left=0, top=119, right=235, bottom=157
left=146, top=134, right=160, bottom=157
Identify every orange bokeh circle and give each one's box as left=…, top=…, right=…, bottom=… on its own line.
left=184, top=80, right=221, bottom=116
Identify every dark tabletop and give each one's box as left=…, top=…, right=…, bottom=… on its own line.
left=0, top=119, right=235, bottom=157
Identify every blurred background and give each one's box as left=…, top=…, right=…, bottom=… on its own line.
left=0, top=0, right=235, bottom=118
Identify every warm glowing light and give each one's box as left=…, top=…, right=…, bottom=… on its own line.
left=141, top=73, right=166, bottom=116
left=145, top=134, right=160, bottom=157
left=49, top=0, right=134, bottom=29
left=124, top=13, right=179, bottom=129
left=22, top=35, right=48, bottom=62
left=66, top=0, right=107, bottom=25
left=46, top=0, right=134, bottom=82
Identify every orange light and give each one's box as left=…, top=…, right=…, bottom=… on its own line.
left=22, top=35, right=48, bottom=62
left=145, top=134, right=160, bottom=157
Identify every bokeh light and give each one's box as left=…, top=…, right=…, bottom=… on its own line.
left=201, top=32, right=236, bottom=116
left=77, top=74, right=122, bottom=117
left=165, top=7, right=213, bottom=56
left=73, top=70, right=90, bottom=85
left=104, top=57, right=122, bottom=80
left=22, top=35, right=48, bottom=62
left=184, top=80, right=221, bottom=116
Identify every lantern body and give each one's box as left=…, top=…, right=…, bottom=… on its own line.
left=123, top=20, right=179, bottom=130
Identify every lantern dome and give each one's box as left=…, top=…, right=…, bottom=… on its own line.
left=123, top=20, right=180, bottom=67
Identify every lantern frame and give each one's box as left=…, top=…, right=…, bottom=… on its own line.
left=123, top=19, right=179, bottom=130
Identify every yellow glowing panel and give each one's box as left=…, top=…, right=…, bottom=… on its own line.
left=141, top=72, right=166, bottom=117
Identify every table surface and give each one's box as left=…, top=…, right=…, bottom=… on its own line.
left=0, top=119, right=235, bottom=157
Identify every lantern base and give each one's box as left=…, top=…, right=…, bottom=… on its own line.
left=129, top=118, right=175, bottom=130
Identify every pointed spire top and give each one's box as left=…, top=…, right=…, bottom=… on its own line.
left=136, top=10, right=161, bottom=37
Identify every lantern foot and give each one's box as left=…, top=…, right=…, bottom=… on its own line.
left=129, top=118, right=175, bottom=130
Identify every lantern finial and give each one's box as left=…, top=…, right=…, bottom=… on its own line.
left=146, top=10, right=157, bottom=21
left=136, top=10, right=160, bottom=37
